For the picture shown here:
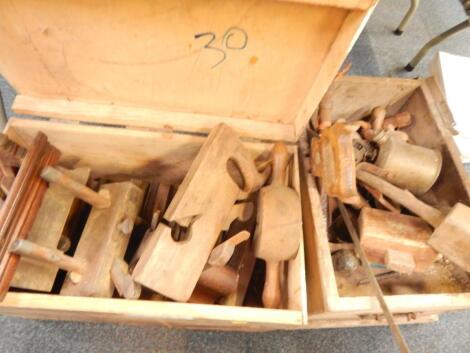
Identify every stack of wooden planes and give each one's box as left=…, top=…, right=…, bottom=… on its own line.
left=0, top=124, right=302, bottom=311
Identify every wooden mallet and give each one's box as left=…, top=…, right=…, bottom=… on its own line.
left=254, top=143, right=302, bottom=308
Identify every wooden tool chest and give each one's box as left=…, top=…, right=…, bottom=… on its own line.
left=0, top=0, right=467, bottom=331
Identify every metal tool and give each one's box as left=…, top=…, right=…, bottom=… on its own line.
left=338, top=201, right=411, bottom=353
left=374, top=134, right=442, bottom=195
left=332, top=249, right=359, bottom=274
left=311, top=122, right=366, bottom=207
left=0, top=87, right=7, bottom=131
left=357, top=271, right=400, bottom=286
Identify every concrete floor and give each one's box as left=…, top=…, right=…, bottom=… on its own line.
left=1, top=0, right=470, bottom=352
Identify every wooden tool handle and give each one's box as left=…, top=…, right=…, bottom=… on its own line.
left=357, top=162, right=391, bottom=179
left=316, top=63, right=351, bottom=132
left=41, top=166, right=109, bottom=209
left=361, top=184, right=400, bottom=213
left=356, top=170, right=444, bottom=227
left=371, top=106, right=387, bottom=131
left=271, top=143, right=289, bottom=186
left=208, top=231, right=250, bottom=267
left=231, top=150, right=270, bottom=193
left=318, top=91, right=333, bottom=131
left=226, top=230, right=250, bottom=247
left=110, top=258, right=141, bottom=299
left=383, top=112, right=412, bottom=129
left=262, top=261, right=281, bottom=309
left=10, top=239, right=86, bottom=274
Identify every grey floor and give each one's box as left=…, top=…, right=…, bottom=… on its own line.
left=1, top=0, right=470, bottom=352
left=347, top=0, right=470, bottom=77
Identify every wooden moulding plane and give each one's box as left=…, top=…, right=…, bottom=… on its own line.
left=60, top=180, right=144, bottom=297
left=7, top=165, right=144, bottom=298
left=133, top=123, right=269, bottom=302
left=357, top=170, right=470, bottom=274
left=359, top=207, right=439, bottom=273
left=0, top=132, right=60, bottom=300
left=0, top=134, right=26, bottom=196
left=11, top=167, right=91, bottom=292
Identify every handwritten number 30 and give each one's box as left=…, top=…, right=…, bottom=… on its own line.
left=194, top=27, right=248, bottom=69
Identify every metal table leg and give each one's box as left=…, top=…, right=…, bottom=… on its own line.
left=394, top=0, right=420, bottom=35
left=405, top=19, right=470, bottom=71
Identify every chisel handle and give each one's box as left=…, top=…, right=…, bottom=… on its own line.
left=271, top=143, right=289, bottom=187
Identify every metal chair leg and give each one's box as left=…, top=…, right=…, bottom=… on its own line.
left=0, top=88, right=7, bottom=131
left=394, top=0, right=420, bottom=35
left=405, top=19, right=470, bottom=71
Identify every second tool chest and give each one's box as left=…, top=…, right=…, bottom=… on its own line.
left=302, top=76, right=470, bottom=322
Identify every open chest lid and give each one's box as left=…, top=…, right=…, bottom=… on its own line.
left=0, top=0, right=376, bottom=142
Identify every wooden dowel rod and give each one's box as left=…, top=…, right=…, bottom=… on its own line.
left=10, top=239, right=86, bottom=274
left=110, top=258, right=141, bottom=299
left=208, top=230, right=250, bottom=267
left=356, top=170, right=444, bottom=228
left=41, top=166, right=110, bottom=209
left=328, top=242, right=354, bottom=252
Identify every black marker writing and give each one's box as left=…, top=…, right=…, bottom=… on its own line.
left=194, top=27, right=248, bottom=68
